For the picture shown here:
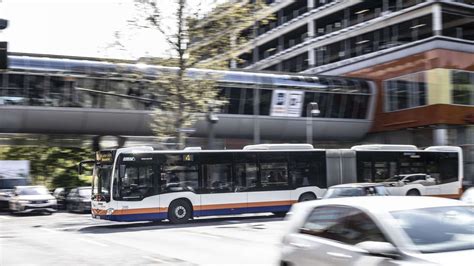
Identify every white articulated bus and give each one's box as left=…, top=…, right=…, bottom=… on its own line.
left=84, top=144, right=462, bottom=223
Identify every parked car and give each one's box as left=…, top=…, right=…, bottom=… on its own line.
left=0, top=189, right=13, bottom=211
left=52, top=187, right=71, bottom=210
left=66, top=186, right=91, bottom=213
left=322, top=183, right=389, bottom=199
left=8, top=186, right=57, bottom=214
left=461, top=187, right=474, bottom=205
left=382, top=173, right=439, bottom=196
left=280, top=196, right=474, bottom=266
left=384, top=173, right=437, bottom=187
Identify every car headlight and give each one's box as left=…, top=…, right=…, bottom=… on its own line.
left=48, top=199, right=57, bottom=204
left=18, top=200, right=30, bottom=205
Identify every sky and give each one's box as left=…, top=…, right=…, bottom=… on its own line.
left=0, top=0, right=221, bottom=60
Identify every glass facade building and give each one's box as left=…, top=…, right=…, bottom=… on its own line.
left=191, top=0, right=474, bottom=183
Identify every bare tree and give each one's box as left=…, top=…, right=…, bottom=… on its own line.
left=129, top=0, right=270, bottom=148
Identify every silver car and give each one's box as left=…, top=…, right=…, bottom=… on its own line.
left=9, top=186, right=57, bottom=214
left=280, top=196, right=474, bottom=266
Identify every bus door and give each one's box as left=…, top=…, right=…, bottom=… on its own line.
left=199, top=153, right=247, bottom=216
left=113, top=154, right=161, bottom=219
left=247, top=153, right=292, bottom=213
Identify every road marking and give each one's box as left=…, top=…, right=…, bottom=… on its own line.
left=39, top=228, right=57, bottom=234
left=142, top=256, right=166, bottom=263
left=0, top=216, right=10, bottom=220
left=79, top=238, right=109, bottom=247
left=183, top=231, right=221, bottom=239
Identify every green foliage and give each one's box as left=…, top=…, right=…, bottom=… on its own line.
left=0, top=145, right=93, bottom=189
left=149, top=71, right=226, bottom=142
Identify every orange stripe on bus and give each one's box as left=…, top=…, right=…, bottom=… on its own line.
left=195, top=203, right=247, bottom=211
left=247, top=200, right=297, bottom=208
left=92, top=208, right=107, bottom=215
left=112, top=207, right=167, bottom=215
left=432, top=194, right=461, bottom=199
left=189, top=200, right=296, bottom=211
left=93, top=200, right=297, bottom=216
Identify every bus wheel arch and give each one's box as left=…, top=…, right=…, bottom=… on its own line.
left=298, top=192, right=317, bottom=202
left=406, top=189, right=421, bottom=196
left=168, top=198, right=193, bottom=224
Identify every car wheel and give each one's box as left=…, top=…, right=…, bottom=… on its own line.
left=406, top=189, right=421, bottom=196
left=298, top=193, right=317, bottom=202
left=168, top=199, right=192, bottom=224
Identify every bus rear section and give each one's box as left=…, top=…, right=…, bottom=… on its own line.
left=350, top=145, right=463, bottom=197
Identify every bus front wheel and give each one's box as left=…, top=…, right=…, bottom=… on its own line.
left=168, top=199, right=192, bottom=224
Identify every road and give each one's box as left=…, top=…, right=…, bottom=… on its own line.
left=0, top=212, right=288, bottom=265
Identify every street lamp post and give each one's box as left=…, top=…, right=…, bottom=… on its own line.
left=306, top=102, right=320, bottom=144
left=207, top=103, right=219, bottom=149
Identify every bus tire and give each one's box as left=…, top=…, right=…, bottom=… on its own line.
left=168, top=199, right=192, bottom=224
left=298, top=193, right=317, bottom=202
left=272, top=212, right=287, bottom=217
left=406, top=189, right=420, bottom=196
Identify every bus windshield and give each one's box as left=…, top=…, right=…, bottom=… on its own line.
left=92, top=164, right=112, bottom=201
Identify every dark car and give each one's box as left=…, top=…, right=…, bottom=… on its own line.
left=66, top=187, right=91, bottom=213
left=52, top=187, right=71, bottom=210
left=322, top=183, right=389, bottom=199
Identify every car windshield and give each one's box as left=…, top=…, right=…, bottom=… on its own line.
left=323, top=186, right=388, bottom=198
left=17, top=187, right=50, bottom=196
left=92, top=164, right=112, bottom=201
left=324, top=187, right=365, bottom=198
left=391, top=206, right=474, bottom=253
left=79, top=188, right=92, bottom=197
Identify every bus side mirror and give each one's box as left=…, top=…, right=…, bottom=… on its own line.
left=78, top=160, right=95, bottom=175
left=78, top=164, right=83, bottom=175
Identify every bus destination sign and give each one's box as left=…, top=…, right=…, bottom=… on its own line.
left=96, top=151, right=114, bottom=163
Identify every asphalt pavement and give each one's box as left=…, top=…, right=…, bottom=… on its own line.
left=0, top=211, right=288, bottom=265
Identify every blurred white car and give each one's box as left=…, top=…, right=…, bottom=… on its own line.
left=461, top=187, right=474, bottom=205
left=9, top=186, right=57, bottom=214
left=280, top=196, right=474, bottom=266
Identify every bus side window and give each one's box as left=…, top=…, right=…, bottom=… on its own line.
left=259, top=153, right=289, bottom=190
left=233, top=153, right=258, bottom=191
left=288, top=151, right=326, bottom=188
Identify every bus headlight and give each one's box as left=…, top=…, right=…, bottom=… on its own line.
left=106, top=208, right=114, bottom=215
left=18, top=200, right=30, bottom=205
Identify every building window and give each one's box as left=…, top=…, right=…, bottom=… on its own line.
left=313, top=15, right=433, bottom=67
left=442, top=10, right=474, bottom=41
left=282, top=52, right=308, bottom=72
left=452, top=70, right=474, bottom=105
left=384, top=72, right=427, bottom=112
